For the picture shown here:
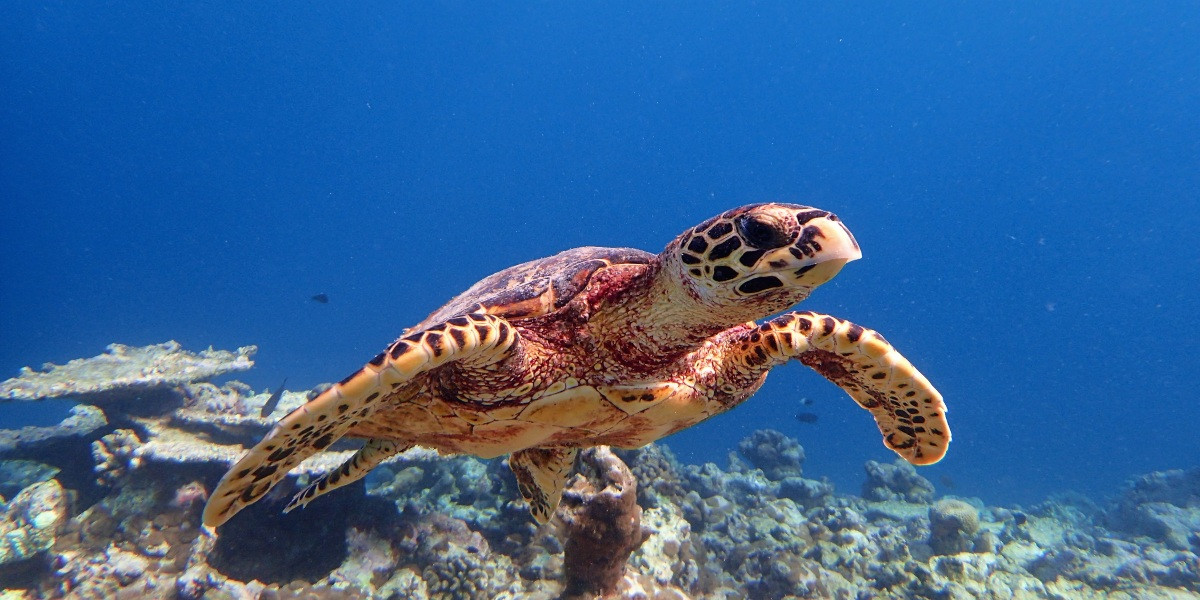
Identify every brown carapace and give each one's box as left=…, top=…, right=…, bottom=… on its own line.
left=203, top=203, right=950, bottom=529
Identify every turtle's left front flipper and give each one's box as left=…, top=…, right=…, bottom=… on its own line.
left=202, top=313, right=519, bottom=529
left=740, top=311, right=951, bottom=465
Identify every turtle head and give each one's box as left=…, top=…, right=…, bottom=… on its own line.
left=668, top=203, right=861, bottom=316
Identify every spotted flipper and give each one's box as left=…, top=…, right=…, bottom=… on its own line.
left=202, top=313, right=519, bottom=529
left=283, top=439, right=410, bottom=514
left=509, top=447, right=578, bottom=523
left=746, top=311, right=951, bottom=465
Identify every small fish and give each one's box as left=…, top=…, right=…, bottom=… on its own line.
left=794, top=411, right=819, bottom=424
left=798, top=396, right=814, bottom=406
left=311, top=293, right=329, bottom=304
left=260, top=379, right=287, bottom=418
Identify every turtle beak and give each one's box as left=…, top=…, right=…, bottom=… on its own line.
left=787, top=215, right=861, bottom=287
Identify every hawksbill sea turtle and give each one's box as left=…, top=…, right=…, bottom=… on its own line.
left=203, top=203, right=950, bottom=528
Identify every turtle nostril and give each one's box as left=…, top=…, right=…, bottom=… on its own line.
left=736, top=215, right=791, bottom=249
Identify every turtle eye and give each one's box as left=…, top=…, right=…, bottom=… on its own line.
left=736, top=215, right=791, bottom=249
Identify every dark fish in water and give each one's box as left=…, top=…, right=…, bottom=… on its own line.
left=259, top=379, right=287, bottom=418
left=939, top=474, right=957, bottom=490
left=311, top=293, right=329, bottom=304
left=798, top=396, right=814, bottom=406
left=795, top=411, right=819, bottom=424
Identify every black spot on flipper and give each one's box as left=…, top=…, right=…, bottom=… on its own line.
left=448, top=316, right=470, bottom=327
left=252, top=464, right=278, bottom=481
left=687, top=236, right=708, bottom=253
left=368, top=352, right=386, bottom=367
left=820, top=317, right=836, bottom=336
left=449, top=327, right=468, bottom=347
left=338, top=370, right=360, bottom=386
left=312, top=433, right=335, bottom=450
left=681, top=253, right=702, bottom=265
left=846, top=324, right=864, bottom=343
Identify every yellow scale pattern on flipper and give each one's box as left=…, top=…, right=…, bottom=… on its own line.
left=509, top=447, right=578, bottom=524
left=756, top=311, right=951, bottom=466
left=202, top=313, right=517, bottom=529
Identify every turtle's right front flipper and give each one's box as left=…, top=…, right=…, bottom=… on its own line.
left=734, top=311, right=951, bottom=466
left=202, top=313, right=519, bottom=529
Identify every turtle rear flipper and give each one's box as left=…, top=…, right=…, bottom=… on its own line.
left=284, top=439, right=411, bottom=514
left=202, top=313, right=520, bottom=529
left=746, top=312, right=951, bottom=465
left=509, top=447, right=578, bottom=523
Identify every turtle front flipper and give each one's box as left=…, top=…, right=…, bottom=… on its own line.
left=283, top=439, right=411, bottom=514
left=740, top=311, right=951, bottom=465
left=509, top=446, right=578, bottom=523
left=202, top=313, right=520, bottom=529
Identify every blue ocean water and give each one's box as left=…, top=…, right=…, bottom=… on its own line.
left=1, top=1, right=1197, bottom=510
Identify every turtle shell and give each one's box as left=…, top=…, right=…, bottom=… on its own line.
left=411, top=246, right=655, bottom=331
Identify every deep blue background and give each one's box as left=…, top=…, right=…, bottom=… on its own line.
left=3, top=2, right=1198, bottom=506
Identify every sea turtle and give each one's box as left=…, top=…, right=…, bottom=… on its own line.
left=203, top=203, right=950, bottom=528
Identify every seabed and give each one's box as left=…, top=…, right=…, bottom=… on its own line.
left=0, top=342, right=1197, bottom=599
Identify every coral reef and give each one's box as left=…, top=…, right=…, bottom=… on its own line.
left=0, top=480, right=69, bottom=567
left=2, top=343, right=1199, bottom=599
left=557, top=446, right=649, bottom=599
left=0, top=405, right=107, bottom=453
left=928, top=498, right=981, bottom=555
left=0, top=341, right=254, bottom=402
left=862, top=458, right=937, bottom=503
left=735, top=428, right=805, bottom=481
